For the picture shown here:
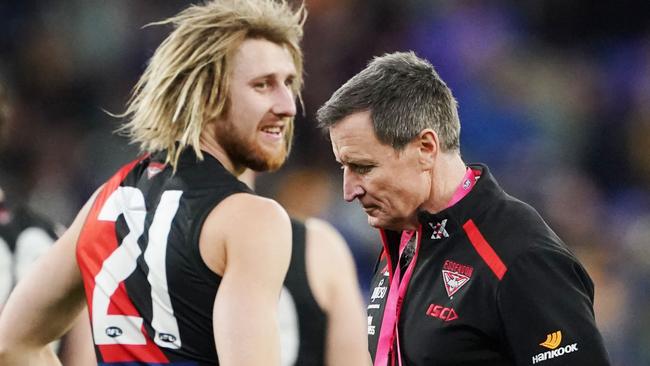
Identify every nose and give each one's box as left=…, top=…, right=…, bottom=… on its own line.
left=272, top=84, right=297, bottom=118
left=343, top=168, right=365, bottom=202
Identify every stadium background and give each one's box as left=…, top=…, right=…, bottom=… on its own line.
left=1, top=1, right=648, bottom=364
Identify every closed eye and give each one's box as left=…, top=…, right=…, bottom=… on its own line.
left=349, top=163, right=373, bottom=174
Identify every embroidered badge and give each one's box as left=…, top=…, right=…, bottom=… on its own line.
left=441, top=259, right=473, bottom=297
left=429, top=219, right=449, bottom=239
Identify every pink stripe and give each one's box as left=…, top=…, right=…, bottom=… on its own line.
left=463, top=219, right=507, bottom=280
left=445, top=167, right=478, bottom=209
left=374, top=227, right=421, bottom=366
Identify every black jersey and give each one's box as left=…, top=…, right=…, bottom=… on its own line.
left=279, top=219, right=326, bottom=366
left=367, top=164, right=610, bottom=366
left=76, top=149, right=251, bottom=365
left=0, top=200, right=59, bottom=306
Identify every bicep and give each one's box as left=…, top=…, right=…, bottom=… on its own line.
left=57, top=307, right=97, bottom=366
left=208, top=195, right=292, bottom=365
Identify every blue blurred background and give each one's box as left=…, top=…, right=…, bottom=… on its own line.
left=1, top=1, right=648, bottom=364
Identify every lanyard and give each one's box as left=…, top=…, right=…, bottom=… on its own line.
left=373, top=167, right=479, bottom=366
left=374, top=228, right=421, bottom=366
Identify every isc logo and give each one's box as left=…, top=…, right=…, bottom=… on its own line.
left=426, top=303, right=458, bottom=322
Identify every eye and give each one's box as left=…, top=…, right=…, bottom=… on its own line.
left=253, top=79, right=271, bottom=90
left=350, top=164, right=373, bottom=175
left=284, top=76, right=295, bottom=88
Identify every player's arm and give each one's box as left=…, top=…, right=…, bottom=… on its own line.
left=0, top=193, right=97, bottom=365
left=57, top=306, right=97, bottom=365
left=305, top=218, right=371, bottom=366
left=201, top=193, right=292, bottom=366
left=497, top=247, right=611, bottom=365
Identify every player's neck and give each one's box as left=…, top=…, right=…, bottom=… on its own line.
left=198, top=125, right=243, bottom=176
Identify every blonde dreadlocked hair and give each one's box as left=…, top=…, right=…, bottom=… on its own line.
left=118, top=0, right=305, bottom=168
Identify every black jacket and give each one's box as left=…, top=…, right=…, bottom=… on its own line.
left=367, top=164, right=610, bottom=365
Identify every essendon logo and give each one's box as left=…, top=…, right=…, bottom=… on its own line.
left=442, top=260, right=473, bottom=297
left=426, top=303, right=458, bottom=322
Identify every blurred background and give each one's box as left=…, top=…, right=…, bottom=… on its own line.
left=0, top=0, right=648, bottom=364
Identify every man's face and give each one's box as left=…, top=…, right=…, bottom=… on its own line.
left=329, top=111, right=431, bottom=231
left=215, top=38, right=297, bottom=172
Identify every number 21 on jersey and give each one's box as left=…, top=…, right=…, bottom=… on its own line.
left=81, top=186, right=183, bottom=353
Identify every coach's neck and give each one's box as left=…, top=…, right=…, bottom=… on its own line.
left=421, top=151, right=467, bottom=214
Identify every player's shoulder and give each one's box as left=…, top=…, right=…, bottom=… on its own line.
left=222, top=192, right=288, bottom=219
left=305, top=217, right=352, bottom=265
left=199, top=193, right=291, bottom=274
left=303, top=217, right=361, bottom=314
left=306, top=217, right=346, bottom=245
left=205, top=192, right=290, bottom=235
left=305, top=217, right=342, bottom=238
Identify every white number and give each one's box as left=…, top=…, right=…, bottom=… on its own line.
left=145, top=190, right=182, bottom=348
left=92, top=186, right=183, bottom=349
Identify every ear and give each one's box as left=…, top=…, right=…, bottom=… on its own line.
left=416, top=128, right=438, bottom=169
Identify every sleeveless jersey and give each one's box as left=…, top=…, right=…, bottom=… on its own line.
left=76, top=149, right=251, bottom=365
left=279, top=219, right=327, bottom=366
left=0, top=201, right=59, bottom=306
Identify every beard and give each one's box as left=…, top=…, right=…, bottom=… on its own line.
left=215, top=117, right=290, bottom=172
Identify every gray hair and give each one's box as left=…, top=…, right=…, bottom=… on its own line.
left=316, top=51, right=460, bottom=151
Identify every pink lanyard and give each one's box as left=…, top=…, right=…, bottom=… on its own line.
left=374, top=228, right=421, bottom=366
left=374, top=168, right=479, bottom=366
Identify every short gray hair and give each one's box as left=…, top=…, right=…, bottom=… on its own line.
left=316, top=52, right=460, bottom=151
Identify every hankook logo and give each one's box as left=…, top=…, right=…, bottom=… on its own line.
left=540, top=330, right=562, bottom=349
left=532, top=330, right=579, bottom=364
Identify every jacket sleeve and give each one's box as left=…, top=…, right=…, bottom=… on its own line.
left=496, top=246, right=611, bottom=365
